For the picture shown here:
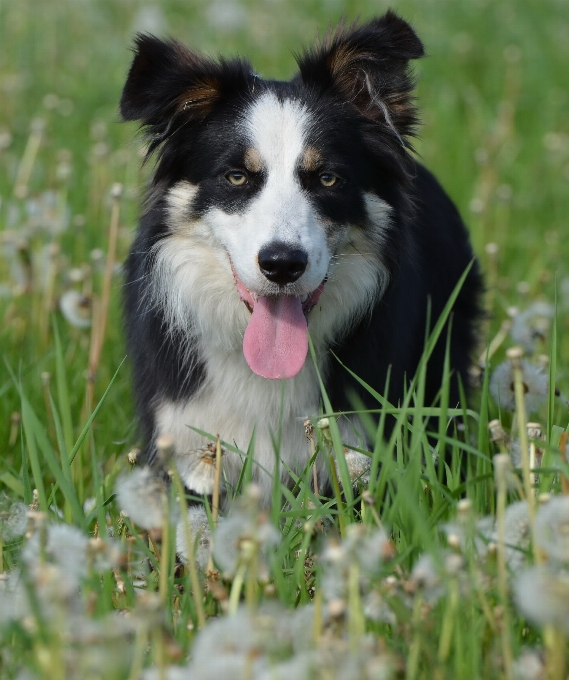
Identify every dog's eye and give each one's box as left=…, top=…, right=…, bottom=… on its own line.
left=319, top=173, right=338, bottom=188
left=226, top=171, right=248, bottom=186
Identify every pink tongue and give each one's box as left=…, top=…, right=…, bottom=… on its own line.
left=243, top=295, right=308, bottom=379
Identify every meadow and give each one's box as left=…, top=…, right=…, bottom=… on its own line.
left=0, top=0, right=568, bottom=678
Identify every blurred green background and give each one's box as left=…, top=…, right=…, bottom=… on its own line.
left=0, top=0, right=568, bottom=485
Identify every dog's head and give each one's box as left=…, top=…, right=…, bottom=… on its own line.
left=121, top=12, right=424, bottom=379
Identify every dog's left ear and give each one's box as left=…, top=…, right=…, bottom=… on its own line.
left=120, top=34, right=252, bottom=152
left=297, top=11, right=425, bottom=142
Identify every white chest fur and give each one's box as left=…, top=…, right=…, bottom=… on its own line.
left=155, top=347, right=326, bottom=506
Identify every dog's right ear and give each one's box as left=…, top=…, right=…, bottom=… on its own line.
left=296, top=12, right=425, bottom=143
left=120, top=34, right=251, bottom=137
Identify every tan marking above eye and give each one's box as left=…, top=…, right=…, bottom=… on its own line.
left=301, top=146, right=323, bottom=171
left=226, top=171, right=247, bottom=186
left=319, top=173, right=338, bottom=187
left=243, top=147, right=262, bottom=173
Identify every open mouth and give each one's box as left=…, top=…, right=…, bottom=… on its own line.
left=232, top=266, right=326, bottom=380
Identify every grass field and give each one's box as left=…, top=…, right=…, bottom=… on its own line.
left=1, top=0, right=569, bottom=678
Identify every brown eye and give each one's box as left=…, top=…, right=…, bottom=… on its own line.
left=226, top=171, right=247, bottom=186
left=319, top=173, right=338, bottom=187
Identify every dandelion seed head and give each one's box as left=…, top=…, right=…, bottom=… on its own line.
left=534, top=495, right=569, bottom=563
left=336, top=448, right=371, bottom=486
left=487, top=500, right=532, bottom=572
left=176, top=505, right=211, bottom=570
left=212, top=502, right=279, bottom=577
left=514, top=565, right=569, bottom=633
left=0, top=571, right=29, bottom=624
left=115, top=467, right=171, bottom=530
left=87, top=537, right=123, bottom=572
left=445, top=552, right=465, bottom=575
left=22, top=523, right=90, bottom=595
left=190, top=607, right=272, bottom=664
left=411, top=554, right=440, bottom=592
left=320, top=527, right=392, bottom=602
left=347, top=526, right=392, bottom=575
left=256, top=653, right=316, bottom=680
left=363, top=590, right=396, bottom=625
left=0, top=498, right=28, bottom=541
left=512, top=649, right=544, bottom=680
left=59, top=290, right=92, bottom=328
left=176, top=444, right=219, bottom=496
left=490, top=359, right=548, bottom=413
left=141, top=666, right=190, bottom=680
left=510, top=302, right=554, bottom=354
left=322, top=539, right=347, bottom=565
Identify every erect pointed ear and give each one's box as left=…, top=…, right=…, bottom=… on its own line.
left=120, top=34, right=252, bottom=146
left=296, top=11, right=425, bottom=142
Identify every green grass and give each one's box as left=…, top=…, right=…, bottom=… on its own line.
left=1, top=0, right=569, bottom=678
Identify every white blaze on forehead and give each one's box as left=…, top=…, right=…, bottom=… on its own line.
left=202, top=89, right=330, bottom=302
left=242, top=92, right=310, bottom=177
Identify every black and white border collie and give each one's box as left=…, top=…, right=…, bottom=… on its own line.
left=120, top=11, right=481, bottom=505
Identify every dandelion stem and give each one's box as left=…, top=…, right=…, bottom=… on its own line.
left=406, top=594, right=423, bottom=680
left=127, top=625, right=149, bottom=680
left=212, top=435, right=222, bottom=524
left=228, top=560, right=248, bottom=615
left=245, top=548, right=259, bottom=612
left=438, top=578, right=458, bottom=662
left=170, top=467, right=206, bottom=629
left=328, top=449, right=345, bottom=537
left=544, top=626, right=566, bottom=680
left=158, top=492, right=170, bottom=606
left=362, top=491, right=383, bottom=529
left=348, top=561, right=365, bottom=649
left=559, top=432, right=569, bottom=496
left=207, top=434, right=223, bottom=573
left=87, top=183, right=121, bottom=403
left=13, top=119, right=44, bottom=198
left=305, top=419, right=319, bottom=496
left=469, top=556, right=496, bottom=632
left=148, top=532, right=161, bottom=566
left=494, top=455, right=514, bottom=680
left=508, top=348, right=534, bottom=519
left=313, top=588, right=323, bottom=643
left=39, top=246, right=59, bottom=347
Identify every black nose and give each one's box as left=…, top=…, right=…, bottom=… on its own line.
left=258, top=243, right=308, bottom=285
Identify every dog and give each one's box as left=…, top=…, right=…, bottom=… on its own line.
left=120, top=11, right=481, bottom=506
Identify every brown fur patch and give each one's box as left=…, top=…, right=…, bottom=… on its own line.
left=243, top=147, right=263, bottom=173
left=176, top=76, right=221, bottom=119
left=300, top=146, right=323, bottom=171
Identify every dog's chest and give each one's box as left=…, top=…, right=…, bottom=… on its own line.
left=154, top=348, right=323, bottom=502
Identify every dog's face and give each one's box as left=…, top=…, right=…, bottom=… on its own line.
left=121, top=12, right=424, bottom=379
left=179, top=92, right=340, bottom=299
